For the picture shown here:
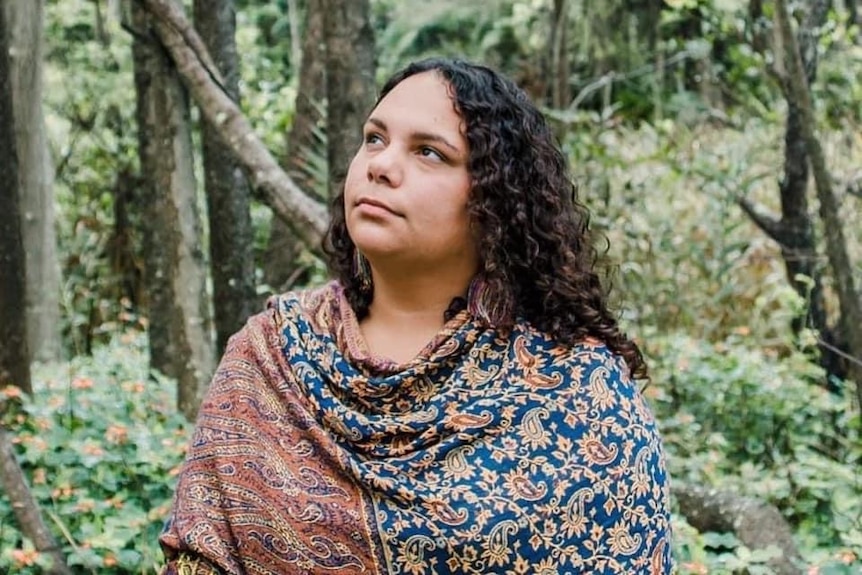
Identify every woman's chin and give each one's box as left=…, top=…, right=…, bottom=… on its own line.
left=350, top=232, right=405, bottom=261
left=351, top=239, right=402, bottom=262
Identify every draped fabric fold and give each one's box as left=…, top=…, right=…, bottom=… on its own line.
left=159, top=281, right=672, bottom=574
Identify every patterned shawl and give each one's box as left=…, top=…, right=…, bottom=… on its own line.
left=159, top=281, right=672, bottom=574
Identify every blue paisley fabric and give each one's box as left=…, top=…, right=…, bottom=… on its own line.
left=159, top=281, right=672, bottom=574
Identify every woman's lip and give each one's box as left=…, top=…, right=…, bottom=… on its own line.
left=355, top=197, right=402, bottom=216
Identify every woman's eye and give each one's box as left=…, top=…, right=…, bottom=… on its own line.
left=364, top=133, right=384, bottom=146
left=420, top=146, right=444, bottom=161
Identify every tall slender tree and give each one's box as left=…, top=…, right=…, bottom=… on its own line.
left=263, top=0, right=327, bottom=293
left=322, top=0, right=376, bottom=200
left=547, top=0, right=571, bottom=110
left=738, top=0, right=846, bottom=384
left=129, top=0, right=215, bottom=420
left=775, top=0, right=862, bottom=405
left=193, top=0, right=256, bottom=354
left=4, top=0, right=61, bottom=362
left=0, top=0, right=30, bottom=395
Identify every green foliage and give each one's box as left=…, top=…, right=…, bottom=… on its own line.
left=0, top=331, right=190, bottom=574
left=236, top=6, right=299, bottom=153
left=815, top=14, right=862, bottom=127
left=651, top=330, right=862, bottom=572
left=45, top=0, right=141, bottom=355
left=673, top=524, right=789, bottom=574
left=374, top=0, right=534, bottom=78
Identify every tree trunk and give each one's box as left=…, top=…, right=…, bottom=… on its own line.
left=0, top=3, right=30, bottom=394
left=548, top=0, right=571, bottom=110
left=263, top=0, right=327, bottom=294
left=675, top=484, right=804, bottom=575
left=133, top=0, right=329, bottom=252
left=0, top=427, right=72, bottom=574
left=130, top=1, right=215, bottom=420
left=775, top=0, right=831, bottom=363
left=109, top=167, right=145, bottom=313
left=4, top=0, right=61, bottom=363
left=321, top=0, right=376, bottom=200
left=776, top=0, right=862, bottom=406
left=193, top=0, right=256, bottom=354
left=739, top=0, right=845, bottom=384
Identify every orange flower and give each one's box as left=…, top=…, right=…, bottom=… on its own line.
left=2, top=385, right=22, bottom=399
left=26, top=436, right=48, bottom=452
left=130, top=381, right=145, bottom=394
left=71, top=377, right=94, bottom=390
left=106, top=424, right=129, bottom=444
left=10, top=548, right=39, bottom=567
left=104, top=554, right=118, bottom=567
left=52, top=485, right=74, bottom=499
left=681, top=561, right=709, bottom=575
left=32, top=468, right=47, bottom=485
left=75, top=499, right=96, bottom=513
left=82, top=443, right=104, bottom=457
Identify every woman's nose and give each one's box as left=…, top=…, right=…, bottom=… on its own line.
left=366, top=146, right=403, bottom=187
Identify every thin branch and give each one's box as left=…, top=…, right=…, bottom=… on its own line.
left=152, top=0, right=230, bottom=96
left=817, top=337, right=862, bottom=369
left=765, top=63, right=789, bottom=96
left=737, top=196, right=786, bottom=244
left=567, top=50, right=694, bottom=114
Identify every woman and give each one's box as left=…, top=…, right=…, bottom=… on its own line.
left=160, top=58, right=672, bottom=574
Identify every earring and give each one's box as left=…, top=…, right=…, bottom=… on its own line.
left=353, top=248, right=372, bottom=293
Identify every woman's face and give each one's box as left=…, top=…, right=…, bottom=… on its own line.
left=344, top=71, right=478, bottom=277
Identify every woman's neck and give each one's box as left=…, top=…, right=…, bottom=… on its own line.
left=366, top=271, right=469, bottom=327
left=357, top=266, right=474, bottom=364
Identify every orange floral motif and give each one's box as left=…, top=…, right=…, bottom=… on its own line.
left=608, top=520, right=644, bottom=555
left=577, top=431, right=619, bottom=466
left=502, top=467, right=548, bottom=501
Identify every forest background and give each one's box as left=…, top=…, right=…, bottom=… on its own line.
left=0, top=0, right=861, bottom=573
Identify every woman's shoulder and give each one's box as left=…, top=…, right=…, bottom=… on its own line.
left=515, top=324, right=631, bottom=377
left=510, top=326, right=654, bottom=419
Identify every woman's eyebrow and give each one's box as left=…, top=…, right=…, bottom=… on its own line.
left=366, top=116, right=463, bottom=155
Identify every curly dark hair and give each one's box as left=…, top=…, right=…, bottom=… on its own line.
left=323, top=57, right=646, bottom=380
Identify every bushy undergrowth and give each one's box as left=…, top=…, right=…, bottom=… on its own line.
left=648, top=330, right=862, bottom=574
left=0, top=331, right=190, bottom=574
